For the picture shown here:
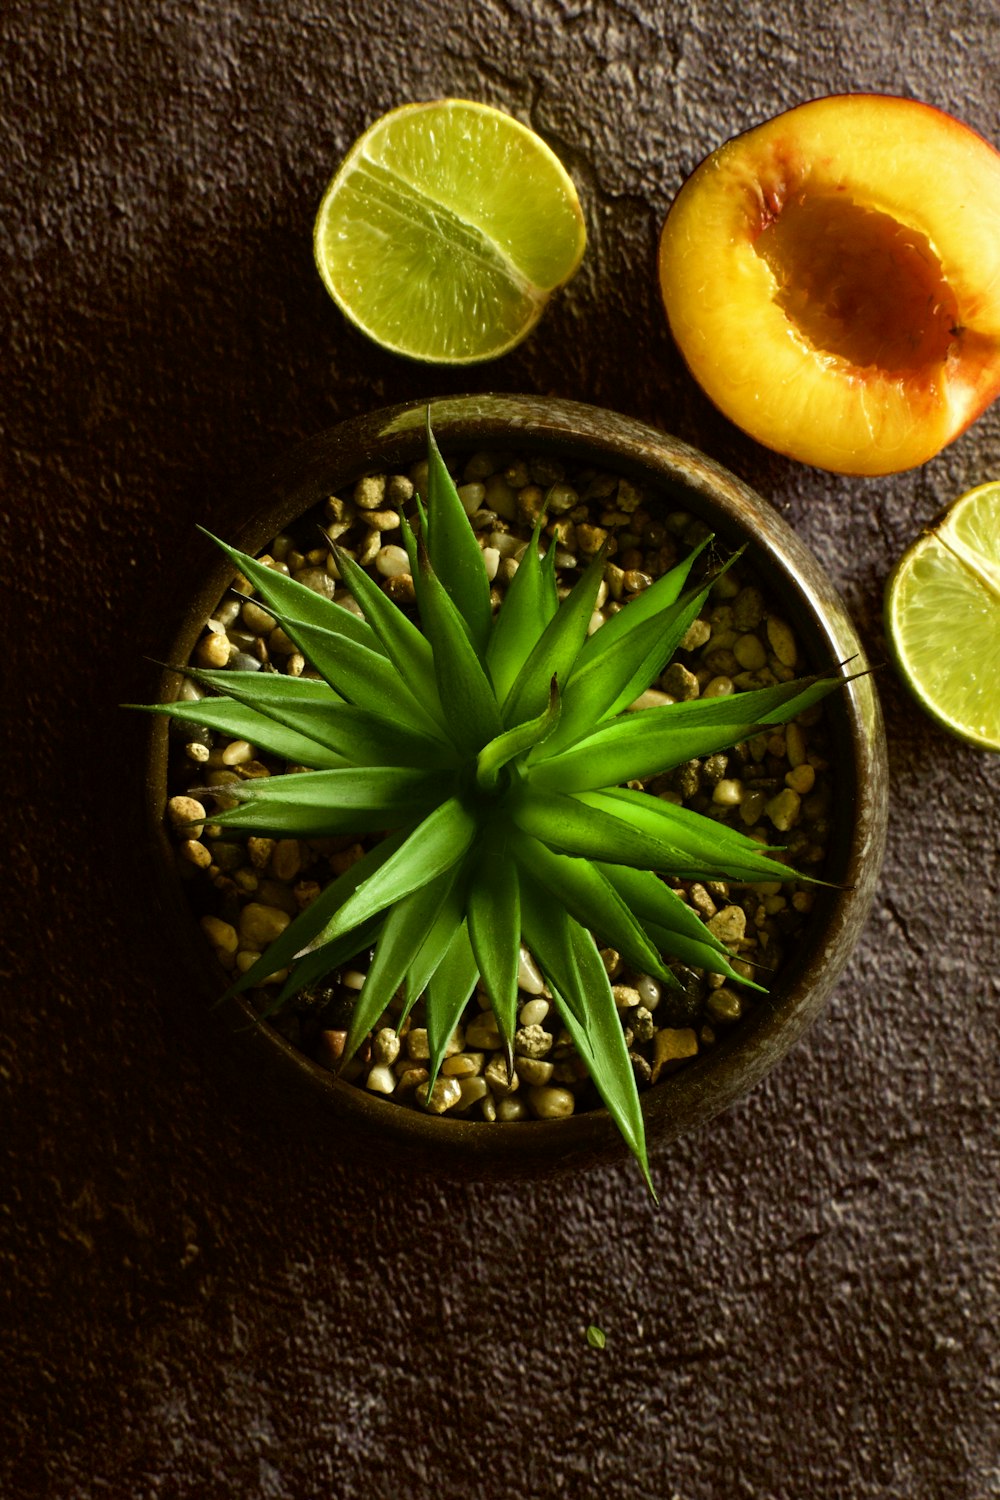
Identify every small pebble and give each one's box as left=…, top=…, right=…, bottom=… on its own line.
left=366, top=1064, right=396, bottom=1095
left=238, top=903, right=290, bottom=949
left=406, top=1028, right=431, bottom=1061
left=367, top=508, right=400, bottom=532
left=526, top=1085, right=575, bottom=1119
left=785, top=721, right=807, bottom=767
left=180, top=839, right=212, bottom=869
left=496, top=1096, right=528, bottom=1122
left=679, top=618, right=712, bottom=651
left=517, top=1057, right=555, bottom=1086
left=167, top=795, right=206, bottom=837
left=689, top=883, right=717, bottom=919
left=318, top=1030, right=347, bottom=1068
left=221, top=739, right=254, bottom=766
left=247, top=836, right=274, bottom=871
left=519, top=998, right=550, bottom=1027
left=706, top=905, right=747, bottom=948
left=354, top=475, right=386, bottom=510
left=712, top=778, right=744, bottom=806
left=514, top=1024, right=553, bottom=1059
left=485, top=1056, right=518, bottom=1096
left=766, top=615, right=798, bottom=667
left=785, top=763, right=816, bottom=795
left=631, top=1007, right=655, bottom=1043
left=375, top=545, right=410, bottom=578
left=706, top=987, right=744, bottom=1025
left=733, top=586, right=764, bottom=630
left=457, top=482, right=486, bottom=515
left=456, top=1076, right=490, bottom=1110
left=255, top=880, right=297, bottom=916
left=229, top=651, right=261, bottom=672
left=416, top=1077, right=462, bottom=1114
left=629, top=688, right=672, bottom=710
left=734, top=633, right=767, bottom=670
left=661, top=663, right=699, bottom=700
left=635, top=975, right=661, bottom=1010
left=372, top=1028, right=400, bottom=1067
left=293, top=568, right=336, bottom=599
left=272, top=838, right=302, bottom=882
left=465, top=1014, right=502, bottom=1050
left=195, top=632, right=231, bottom=668
left=517, top=946, right=545, bottom=996
left=651, top=1027, right=699, bottom=1083
left=440, top=1052, right=484, bottom=1078
left=242, top=601, right=275, bottom=634
left=623, top=569, right=653, bottom=593
left=200, top=915, right=237, bottom=954
left=766, top=787, right=802, bottom=831
left=484, top=474, right=517, bottom=519
left=388, top=474, right=414, bottom=505
left=739, top=789, right=767, bottom=826
left=396, top=1066, right=429, bottom=1095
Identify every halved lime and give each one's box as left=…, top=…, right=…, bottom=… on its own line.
left=884, top=481, right=1000, bottom=750
left=313, top=100, right=587, bottom=364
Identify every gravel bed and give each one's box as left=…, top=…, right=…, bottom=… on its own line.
left=166, top=445, right=836, bottom=1124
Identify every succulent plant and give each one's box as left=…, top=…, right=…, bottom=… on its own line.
left=145, top=419, right=844, bottom=1190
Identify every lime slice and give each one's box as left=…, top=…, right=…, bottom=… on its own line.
left=885, top=481, right=1000, bottom=750
left=313, top=99, right=586, bottom=365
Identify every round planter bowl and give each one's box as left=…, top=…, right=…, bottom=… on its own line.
left=148, top=395, right=888, bottom=1178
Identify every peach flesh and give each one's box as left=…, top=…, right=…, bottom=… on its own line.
left=658, top=96, right=1000, bottom=475
left=754, top=194, right=960, bottom=376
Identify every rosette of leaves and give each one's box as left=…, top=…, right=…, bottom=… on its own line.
left=145, top=420, right=844, bottom=1190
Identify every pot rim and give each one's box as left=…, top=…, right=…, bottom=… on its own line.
left=146, top=394, right=888, bottom=1175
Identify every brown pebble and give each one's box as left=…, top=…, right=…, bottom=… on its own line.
left=651, top=1028, right=699, bottom=1083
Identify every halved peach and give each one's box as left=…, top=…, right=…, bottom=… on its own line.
left=658, top=95, right=1000, bottom=475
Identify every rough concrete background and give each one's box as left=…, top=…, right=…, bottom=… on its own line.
left=3, top=1, right=998, bottom=1496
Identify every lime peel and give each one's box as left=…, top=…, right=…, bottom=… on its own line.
left=313, top=99, right=586, bottom=365
left=885, top=480, right=1000, bottom=751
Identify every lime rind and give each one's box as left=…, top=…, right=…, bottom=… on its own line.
left=313, top=99, right=586, bottom=365
left=936, top=481, right=1000, bottom=592
left=885, top=482, right=1000, bottom=751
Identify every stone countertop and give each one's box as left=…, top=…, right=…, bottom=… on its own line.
left=3, top=2, right=998, bottom=1496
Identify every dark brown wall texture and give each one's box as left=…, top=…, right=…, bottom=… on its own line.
left=3, top=2, right=998, bottom=1496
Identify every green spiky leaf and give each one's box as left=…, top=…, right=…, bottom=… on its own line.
left=485, top=513, right=554, bottom=700
left=344, top=865, right=464, bottom=1059
left=204, top=765, right=455, bottom=837
left=502, top=542, right=609, bottom=727
left=414, top=533, right=503, bottom=753
left=466, top=827, right=522, bottom=1062
left=199, top=530, right=383, bottom=654
left=476, top=677, right=560, bottom=792
left=528, top=673, right=844, bottom=791
left=520, top=880, right=654, bottom=1197
left=425, top=921, right=480, bottom=1088
left=130, top=695, right=348, bottom=770
left=424, top=416, right=493, bottom=654
left=510, top=829, right=671, bottom=983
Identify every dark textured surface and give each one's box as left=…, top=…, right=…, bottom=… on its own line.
left=3, top=3, right=998, bottom=1497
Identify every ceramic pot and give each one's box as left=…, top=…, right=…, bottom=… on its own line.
left=146, top=394, right=888, bottom=1176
